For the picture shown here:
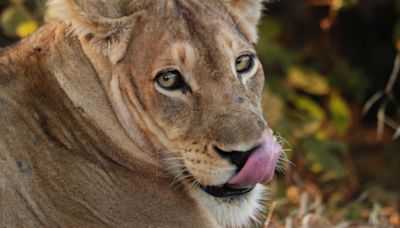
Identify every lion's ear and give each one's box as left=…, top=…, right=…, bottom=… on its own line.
left=48, top=0, right=149, bottom=63
left=221, top=0, right=264, bottom=42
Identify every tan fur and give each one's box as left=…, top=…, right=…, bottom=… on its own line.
left=0, top=0, right=270, bottom=227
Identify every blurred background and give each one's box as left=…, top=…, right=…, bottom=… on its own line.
left=0, top=0, right=399, bottom=227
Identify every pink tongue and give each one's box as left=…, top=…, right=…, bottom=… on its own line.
left=227, top=134, right=282, bottom=188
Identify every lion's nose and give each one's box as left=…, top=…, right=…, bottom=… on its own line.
left=214, top=146, right=258, bottom=172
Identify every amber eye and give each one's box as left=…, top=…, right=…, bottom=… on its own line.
left=155, top=70, right=186, bottom=90
left=235, top=54, right=254, bottom=74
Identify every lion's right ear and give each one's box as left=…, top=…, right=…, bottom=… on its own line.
left=220, top=0, right=264, bottom=43
left=48, top=0, right=149, bottom=63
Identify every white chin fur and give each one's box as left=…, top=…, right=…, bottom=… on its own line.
left=189, top=184, right=267, bottom=228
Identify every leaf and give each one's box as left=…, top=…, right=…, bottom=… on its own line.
left=301, top=137, right=347, bottom=178
left=289, top=95, right=326, bottom=138
left=288, top=67, right=330, bottom=95
left=16, top=20, right=38, bottom=38
left=311, top=162, right=323, bottom=173
left=0, top=6, right=26, bottom=37
left=286, top=185, right=301, bottom=204
left=393, top=21, right=400, bottom=49
left=332, top=0, right=359, bottom=11
left=329, top=92, right=351, bottom=135
left=293, top=95, right=325, bottom=121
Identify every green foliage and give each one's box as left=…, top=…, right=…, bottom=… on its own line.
left=257, top=19, right=297, bottom=72
left=1, top=6, right=26, bottom=37
left=288, top=67, right=330, bottom=95
left=258, top=3, right=400, bottom=224
left=301, top=137, right=347, bottom=178
left=329, top=93, right=351, bottom=136
left=257, top=15, right=356, bottom=182
left=0, top=1, right=42, bottom=38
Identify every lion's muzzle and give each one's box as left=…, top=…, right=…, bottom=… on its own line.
left=199, top=132, right=283, bottom=198
left=226, top=133, right=282, bottom=188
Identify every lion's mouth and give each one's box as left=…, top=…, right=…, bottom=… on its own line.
left=197, top=133, right=282, bottom=198
left=198, top=183, right=254, bottom=197
left=180, top=133, right=282, bottom=198
left=182, top=169, right=255, bottom=197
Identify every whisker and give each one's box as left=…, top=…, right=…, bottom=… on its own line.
left=171, top=174, right=191, bottom=187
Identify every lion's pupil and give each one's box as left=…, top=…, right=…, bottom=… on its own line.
left=163, top=75, right=170, bottom=81
left=159, top=73, right=178, bottom=88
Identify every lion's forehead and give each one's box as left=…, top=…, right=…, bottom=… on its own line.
left=133, top=25, right=253, bottom=85
left=132, top=1, right=252, bottom=57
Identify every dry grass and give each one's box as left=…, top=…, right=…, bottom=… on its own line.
left=262, top=178, right=398, bottom=228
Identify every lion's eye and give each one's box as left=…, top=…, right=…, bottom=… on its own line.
left=155, top=70, right=185, bottom=90
left=235, top=55, right=254, bottom=74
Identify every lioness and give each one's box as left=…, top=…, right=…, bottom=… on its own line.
left=0, top=0, right=283, bottom=227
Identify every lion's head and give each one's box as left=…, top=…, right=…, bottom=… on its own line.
left=49, top=0, right=284, bottom=227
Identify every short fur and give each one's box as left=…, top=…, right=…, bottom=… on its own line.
left=0, top=0, right=273, bottom=227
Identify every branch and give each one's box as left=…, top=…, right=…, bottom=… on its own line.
left=385, top=52, right=400, bottom=94
left=362, top=52, right=400, bottom=141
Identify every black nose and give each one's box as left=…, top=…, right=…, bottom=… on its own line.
left=214, top=146, right=257, bottom=172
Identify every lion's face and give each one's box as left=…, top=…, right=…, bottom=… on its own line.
left=50, top=0, right=283, bottom=226
left=137, top=24, right=267, bottom=182
left=114, top=3, right=282, bottom=227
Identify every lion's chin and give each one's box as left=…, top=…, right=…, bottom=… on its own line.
left=188, top=183, right=267, bottom=228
